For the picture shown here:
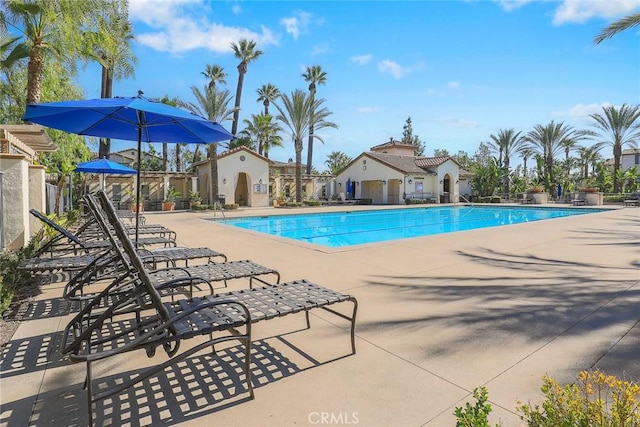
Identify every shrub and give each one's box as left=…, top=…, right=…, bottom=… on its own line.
left=491, top=196, right=501, bottom=203
left=0, top=230, right=45, bottom=315
left=454, top=386, right=501, bottom=427
left=304, top=199, right=322, bottom=206
left=222, top=203, right=238, bottom=210
left=517, top=370, right=640, bottom=426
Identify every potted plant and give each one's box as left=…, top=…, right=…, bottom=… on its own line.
left=125, top=188, right=143, bottom=213
left=526, top=185, right=544, bottom=194
left=163, top=186, right=180, bottom=211
left=189, top=191, right=202, bottom=209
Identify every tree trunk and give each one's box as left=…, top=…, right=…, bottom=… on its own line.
left=208, top=144, right=219, bottom=205
left=99, top=64, right=113, bottom=158
left=231, top=64, right=247, bottom=136
left=613, top=144, right=622, bottom=193
left=295, top=141, right=303, bottom=203
left=163, top=143, right=168, bottom=171
left=306, top=88, right=316, bottom=175
left=176, top=144, right=182, bottom=172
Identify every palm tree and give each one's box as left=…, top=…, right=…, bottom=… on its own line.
left=325, top=151, right=352, bottom=175
left=594, top=13, right=640, bottom=44
left=589, top=104, right=640, bottom=193
left=517, top=145, right=536, bottom=189
left=256, top=83, right=280, bottom=116
left=274, top=89, right=337, bottom=202
left=577, top=145, right=602, bottom=182
left=302, top=65, right=328, bottom=175
left=2, top=0, right=99, bottom=105
left=240, top=113, right=283, bottom=157
left=524, top=121, right=592, bottom=191
left=201, top=64, right=226, bottom=90
left=85, top=1, right=136, bottom=158
left=230, top=38, right=263, bottom=136
left=486, top=128, right=524, bottom=196
left=183, top=85, right=236, bottom=204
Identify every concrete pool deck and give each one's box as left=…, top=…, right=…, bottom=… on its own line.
left=1, top=204, right=639, bottom=426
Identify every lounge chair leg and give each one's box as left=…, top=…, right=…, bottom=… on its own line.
left=87, top=361, right=94, bottom=426
left=305, top=311, right=311, bottom=329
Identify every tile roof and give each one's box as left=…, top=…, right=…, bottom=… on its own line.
left=365, top=152, right=436, bottom=174
left=370, top=137, right=415, bottom=151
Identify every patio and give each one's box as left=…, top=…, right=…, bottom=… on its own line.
left=1, top=205, right=638, bottom=426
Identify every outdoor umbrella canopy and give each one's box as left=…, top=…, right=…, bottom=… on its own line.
left=22, top=94, right=234, bottom=239
left=74, top=158, right=137, bottom=191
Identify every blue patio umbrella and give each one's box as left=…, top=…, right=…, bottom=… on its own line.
left=74, top=158, right=137, bottom=191
left=22, top=93, right=234, bottom=240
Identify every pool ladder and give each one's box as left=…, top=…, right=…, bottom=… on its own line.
left=213, top=201, right=226, bottom=219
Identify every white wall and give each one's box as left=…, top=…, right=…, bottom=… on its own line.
left=0, top=154, right=30, bottom=249
left=217, top=149, right=270, bottom=207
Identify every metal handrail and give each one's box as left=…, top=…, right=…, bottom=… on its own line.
left=213, top=201, right=226, bottom=219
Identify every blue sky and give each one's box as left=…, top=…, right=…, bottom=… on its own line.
left=78, top=0, right=640, bottom=170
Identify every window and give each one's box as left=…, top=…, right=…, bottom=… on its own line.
left=141, top=185, right=150, bottom=199
left=415, top=181, right=424, bottom=193
left=253, top=184, right=267, bottom=194
left=112, top=184, right=121, bottom=201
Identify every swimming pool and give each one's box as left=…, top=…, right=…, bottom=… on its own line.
left=219, top=206, right=606, bottom=248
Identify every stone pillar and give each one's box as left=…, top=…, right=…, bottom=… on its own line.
left=28, top=164, right=46, bottom=236
left=0, top=154, right=30, bottom=249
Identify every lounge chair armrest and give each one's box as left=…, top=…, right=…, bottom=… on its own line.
left=65, top=299, right=251, bottom=362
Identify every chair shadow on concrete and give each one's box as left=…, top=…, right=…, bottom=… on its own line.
left=2, top=339, right=305, bottom=426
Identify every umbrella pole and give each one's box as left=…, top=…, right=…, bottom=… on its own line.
left=135, top=123, right=142, bottom=242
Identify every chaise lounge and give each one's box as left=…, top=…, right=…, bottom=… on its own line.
left=60, top=190, right=358, bottom=425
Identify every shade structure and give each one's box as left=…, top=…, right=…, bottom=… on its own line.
left=74, top=158, right=137, bottom=191
left=23, top=95, right=234, bottom=240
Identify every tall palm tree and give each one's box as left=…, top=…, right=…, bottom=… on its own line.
left=594, top=13, right=640, bottom=44
left=589, top=104, right=640, bottom=193
left=577, top=145, right=602, bottom=182
left=524, top=121, right=592, bottom=191
left=230, top=38, right=263, bottom=136
left=183, top=85, right=236, bottom=204
left=2, top=0, right=99, bottom=105
left=256, top=83, right=280, bottom=116
left=274, top=89, right=337, bottom=202
left=517, top=145, right=536, bottom=189
left=302, top=65, right=327, bottom=175
left=325, top=151, right=352, bottom=175
left=486, top=128, right=524, bottom=196
left=201, top=64, right=226, bottom=90
left=85, top=0, right=137, bottom=158
left=240, top=113, right=283, bottom=157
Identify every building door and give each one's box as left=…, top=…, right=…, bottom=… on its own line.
left=234, top=172, right=249, bottom=206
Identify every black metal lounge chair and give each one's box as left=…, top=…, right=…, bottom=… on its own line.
left=62, top=195, right=280, bottom=305
left=60, top=191, right=358, bottom=425
left=29, top=209, right=176, bottom=256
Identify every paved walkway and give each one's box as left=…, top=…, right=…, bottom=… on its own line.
left=1, top=204, right=639, bottom=426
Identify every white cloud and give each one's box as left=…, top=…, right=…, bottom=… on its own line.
left=554, top=0, right=640, bottom=25
left=378, top=60, right=409, bottom=79
left=498, top=0, right=535, bottom=12
left=447, top=81, right=460, bottom=89
left=568, top=102, right=613, bottom=119
left=356, top=106, right=380, bottom=113
left=312, top=44, right=331, bottom=56
left=279, top=11, right=312, bottom=40
left=439, top=118, right=480, bottom=128
left=129, top=0, right=278, bottom=54
left=351, top=54, right=374, bottom=65
left=231, top=4, right=242, bottom=15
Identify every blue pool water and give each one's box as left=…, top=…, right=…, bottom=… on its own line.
left=219, top=206, right=606, bottom=248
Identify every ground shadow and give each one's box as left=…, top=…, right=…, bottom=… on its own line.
left=2, top=339, right=307, bottom=426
